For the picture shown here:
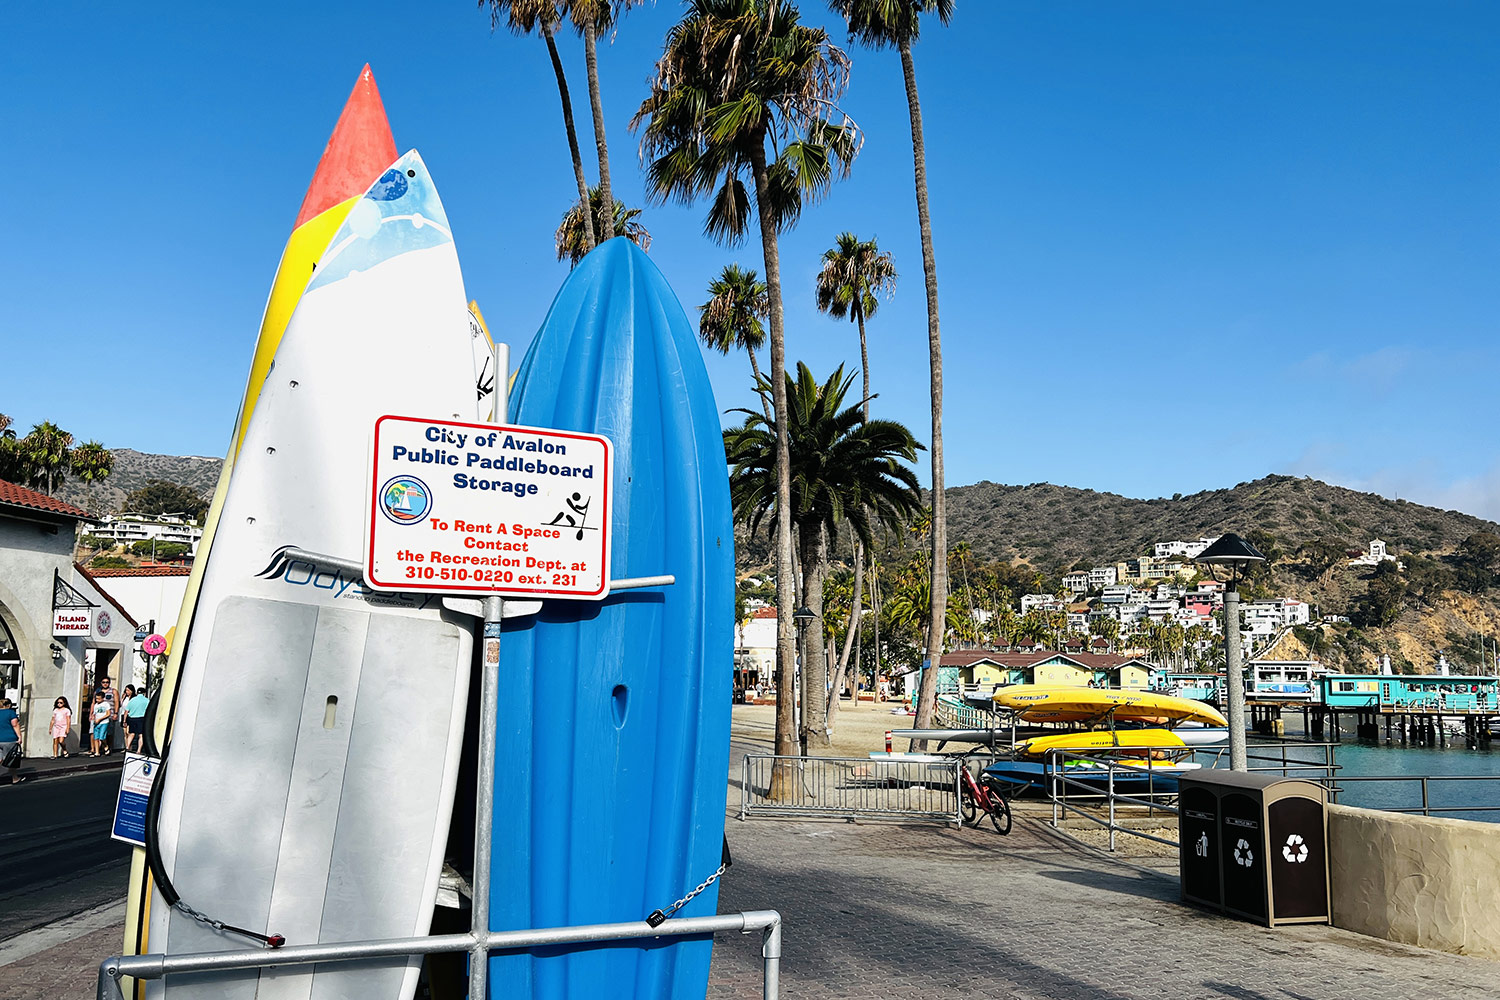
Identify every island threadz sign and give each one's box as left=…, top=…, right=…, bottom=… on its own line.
left=366, top=416, right=612, bottom=599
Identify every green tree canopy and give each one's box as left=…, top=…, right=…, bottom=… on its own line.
left=122, top=480, right=209, bottom=523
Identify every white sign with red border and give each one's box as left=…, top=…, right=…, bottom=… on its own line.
left=365, top=415, right=612, bottom=599
left=53, top=609, right=93, bottom=636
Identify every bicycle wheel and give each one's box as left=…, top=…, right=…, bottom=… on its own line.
left=960, top=783, right=979, bottom=825
left=988, top=793, right=1012, bottom=836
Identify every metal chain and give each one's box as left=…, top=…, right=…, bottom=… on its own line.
left=172, top=900, right=228, bottom=933
left=646, top=862, right=728, bottom=927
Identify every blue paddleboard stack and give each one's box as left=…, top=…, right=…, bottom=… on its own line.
left=490, top=238, right=735, bottom=999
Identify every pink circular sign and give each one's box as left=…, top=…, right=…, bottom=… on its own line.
left=142, top=633, right=167, bottom=656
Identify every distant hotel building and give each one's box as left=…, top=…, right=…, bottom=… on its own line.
left=91, top=513, right=204, bottom=555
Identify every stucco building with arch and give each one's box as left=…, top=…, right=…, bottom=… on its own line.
left=0, top=480, right=136, bottom=755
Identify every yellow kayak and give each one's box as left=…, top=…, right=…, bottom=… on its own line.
left=993, top=685, right=1227, bottom=727
left=1015, top=728, right=1187, bottom=757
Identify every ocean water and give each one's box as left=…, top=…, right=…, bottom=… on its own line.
left=1228, top=735, right=1500, bottom=823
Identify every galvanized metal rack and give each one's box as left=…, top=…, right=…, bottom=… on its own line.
left=98, top=341, right=779, bottom=999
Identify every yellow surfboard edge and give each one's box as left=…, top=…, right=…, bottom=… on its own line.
left=123, top=195, right=362, bottom=976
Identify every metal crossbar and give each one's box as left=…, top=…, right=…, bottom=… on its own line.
left=1328, top=774, right=1500, bottom=817
left=740, top=755, right=961, bottom=825
left=97, top=910, right=783, bottom=1000
left=1044, top=744, right=1344, bottom=852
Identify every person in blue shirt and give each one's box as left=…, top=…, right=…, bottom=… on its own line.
left=123, top=685, right=150, bottom=754
left=0, top=697, right=22, bottom=784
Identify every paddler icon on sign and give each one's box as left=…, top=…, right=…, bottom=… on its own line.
left=380, top=475, right=433, bottom=525
left=545, top=492, right=595, bottom=540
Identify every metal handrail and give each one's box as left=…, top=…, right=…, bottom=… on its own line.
left=98, top=910, right=782, bottom=1000
left=1327, top=774, right=1500, bottom=817
left=1044, top=741, right=1344, bottom=852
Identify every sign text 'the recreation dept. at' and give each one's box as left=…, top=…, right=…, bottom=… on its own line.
left=365, top=415, right=613, bottom=599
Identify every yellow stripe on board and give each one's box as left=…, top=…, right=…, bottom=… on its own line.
left=128, top=194, right=361, bottom=961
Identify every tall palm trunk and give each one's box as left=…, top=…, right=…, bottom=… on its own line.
left=903, top=39, right=947, bottom=745
left=544, top=24, right=594, bottom=249
left=748, top=351, right=772, bottom=422
left=749, top=139, right=799, bottom=790
left=582, top=24, right=615, bottom=241
left=828, top=546, right=862, bottom=726
left=830, top=300, right=872, bottom=727
left=799, top=523, right=829, bottom=747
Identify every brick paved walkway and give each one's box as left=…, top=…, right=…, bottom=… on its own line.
left=6, top=720, right=1498, bottom=999
left=710, top=737, right=1500, bottom=999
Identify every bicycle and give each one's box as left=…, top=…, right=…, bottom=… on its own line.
left=956, top=752, right=1012, bottom=835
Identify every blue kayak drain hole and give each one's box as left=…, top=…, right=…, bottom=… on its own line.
left=611, top=684, right=628, bottom=728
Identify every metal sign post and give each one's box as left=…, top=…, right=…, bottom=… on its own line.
left=470, top=339, right=508, bottom=1000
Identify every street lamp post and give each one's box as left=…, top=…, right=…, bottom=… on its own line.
left=792, top=606, right=818, bottom=758
left=1193, top=533, right=1267, bottom=772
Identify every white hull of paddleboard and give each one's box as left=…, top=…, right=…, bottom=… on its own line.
left=146, top=151, right=479, bottom=1000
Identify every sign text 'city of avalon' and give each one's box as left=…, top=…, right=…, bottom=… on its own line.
left=365, top=415, right=613, bottom=599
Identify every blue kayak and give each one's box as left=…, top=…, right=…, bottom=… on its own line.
left=488, top=238, right=735, bottom=998
left=983, top=759, right=1197, bottom=796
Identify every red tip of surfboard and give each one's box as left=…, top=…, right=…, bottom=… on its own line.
left=294, top=64, right=398, bottom=228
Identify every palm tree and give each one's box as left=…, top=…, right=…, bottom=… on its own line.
left=484, top=0, right=596, bottom=251
left=815, top=232, right=896, bottom=421
left=815, top=232, right=895, bottom=709
left=699, top=264, right=771, bottom=420
left=830, top=0, right=954, bottom=744
left=555, top=185, right=650, bottom=266
left=24, top=422, right=73, bottom=495
left=724, top=362, right=921, bottom=747
left=635, top=0, right=859, bottom=774
left=69, top=441, right=114, bottom=514
left=565, top=0, right=645, bottom=243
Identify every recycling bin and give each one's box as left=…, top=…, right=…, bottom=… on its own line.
left=1177, top=770, right=1329, bottom=927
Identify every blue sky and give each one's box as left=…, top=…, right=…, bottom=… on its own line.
left=3, top=3, right=1497, bottom=519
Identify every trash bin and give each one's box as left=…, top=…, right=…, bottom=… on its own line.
left=1177, top=770, right=1329, bottom=927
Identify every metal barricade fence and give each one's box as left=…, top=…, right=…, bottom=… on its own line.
left=740, top=755, right=961, bottom=825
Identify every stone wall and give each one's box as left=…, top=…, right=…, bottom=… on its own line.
left=1329, top=803, right=1500, bottom=959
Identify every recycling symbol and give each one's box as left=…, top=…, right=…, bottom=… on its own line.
left=1283, top=833, right=1309, bottom=863
left=1232, top=838, right=1254, bottom=867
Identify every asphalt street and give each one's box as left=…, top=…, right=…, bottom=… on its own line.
left=0, top=771, right=132, bottom=940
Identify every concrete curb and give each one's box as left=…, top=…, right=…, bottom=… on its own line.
left=16, top=755, right=125, bottom=782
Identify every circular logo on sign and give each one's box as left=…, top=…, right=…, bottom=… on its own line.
left=142, top=634, right=167, bottom=656
left=380, top=476, right=432, bottom=526
left=97, top=611, right=113, bottom=637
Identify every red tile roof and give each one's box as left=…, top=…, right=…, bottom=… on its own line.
left=751, top=607, right=777, bottom=619
left=72, top=564, right=140, bottom=630
left=86, top=566, right=193, bottom=578
left=0, top=479, right=90, bottom=520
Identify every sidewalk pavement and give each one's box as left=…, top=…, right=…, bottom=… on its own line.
left=6, top=714, right=1500, bottom=1000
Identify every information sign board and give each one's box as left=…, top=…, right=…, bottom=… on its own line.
left=366, top=415, right=612, bottom=599
left=112, top=753, right=161, bottom=847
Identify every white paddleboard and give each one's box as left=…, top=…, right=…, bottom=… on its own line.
left=146, top=150, right=481, bottom=1000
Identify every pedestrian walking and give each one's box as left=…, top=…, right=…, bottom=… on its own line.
left=90, top=692, right=111, bottom=756
left=123, top=685, right=149, bottom=754
left=51, top=696, right=73, bottom=758
left=1, top=697, right=22, bottom=784
left=97, top=676, right=117, bottom=753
